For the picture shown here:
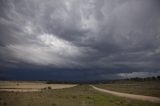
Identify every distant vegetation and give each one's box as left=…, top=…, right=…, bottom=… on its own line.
left=45, top=76, right=160, bottom=84
left=124, top=76, right=160, bottom=81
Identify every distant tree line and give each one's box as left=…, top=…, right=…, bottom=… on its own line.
left=125, top=76, right=160, bottom=81
left=45, top=76, right=160, bottom=84
left=46, top=80, right=111, bottom=84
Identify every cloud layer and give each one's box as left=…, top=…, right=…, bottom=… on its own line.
left=0, top=0, right=160, bottom=80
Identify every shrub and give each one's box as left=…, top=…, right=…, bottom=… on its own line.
left=3, top=102, right=7, bottom=105
left=48, top=86, right=52, bottom=89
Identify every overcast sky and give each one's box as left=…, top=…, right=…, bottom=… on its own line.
left=0, top=0, right=160, bottom=81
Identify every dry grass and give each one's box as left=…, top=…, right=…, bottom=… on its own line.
left=94, top=80, right=160, bottom=97
left=0, top=85, right=159, bottom=106
left=0, top=81, right=76, bottom=92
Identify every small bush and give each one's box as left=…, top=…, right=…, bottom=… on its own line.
left=52, top=103, right=57, bottom=106
left=72, top=95, right=77, bottom=99
left=3, top=102, right=7, bottom=105
left=48, top=86, right=51, bottom=89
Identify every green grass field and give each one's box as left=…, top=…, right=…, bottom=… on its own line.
left=94, top=80, right=160, bottom=97
left=0, top=85, right=159, bottom=106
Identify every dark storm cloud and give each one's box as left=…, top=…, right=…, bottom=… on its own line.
left=0, top=0, right=160, bottom=80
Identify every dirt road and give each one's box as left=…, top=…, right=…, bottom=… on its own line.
left=91, top=85, right=160, bottom=103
